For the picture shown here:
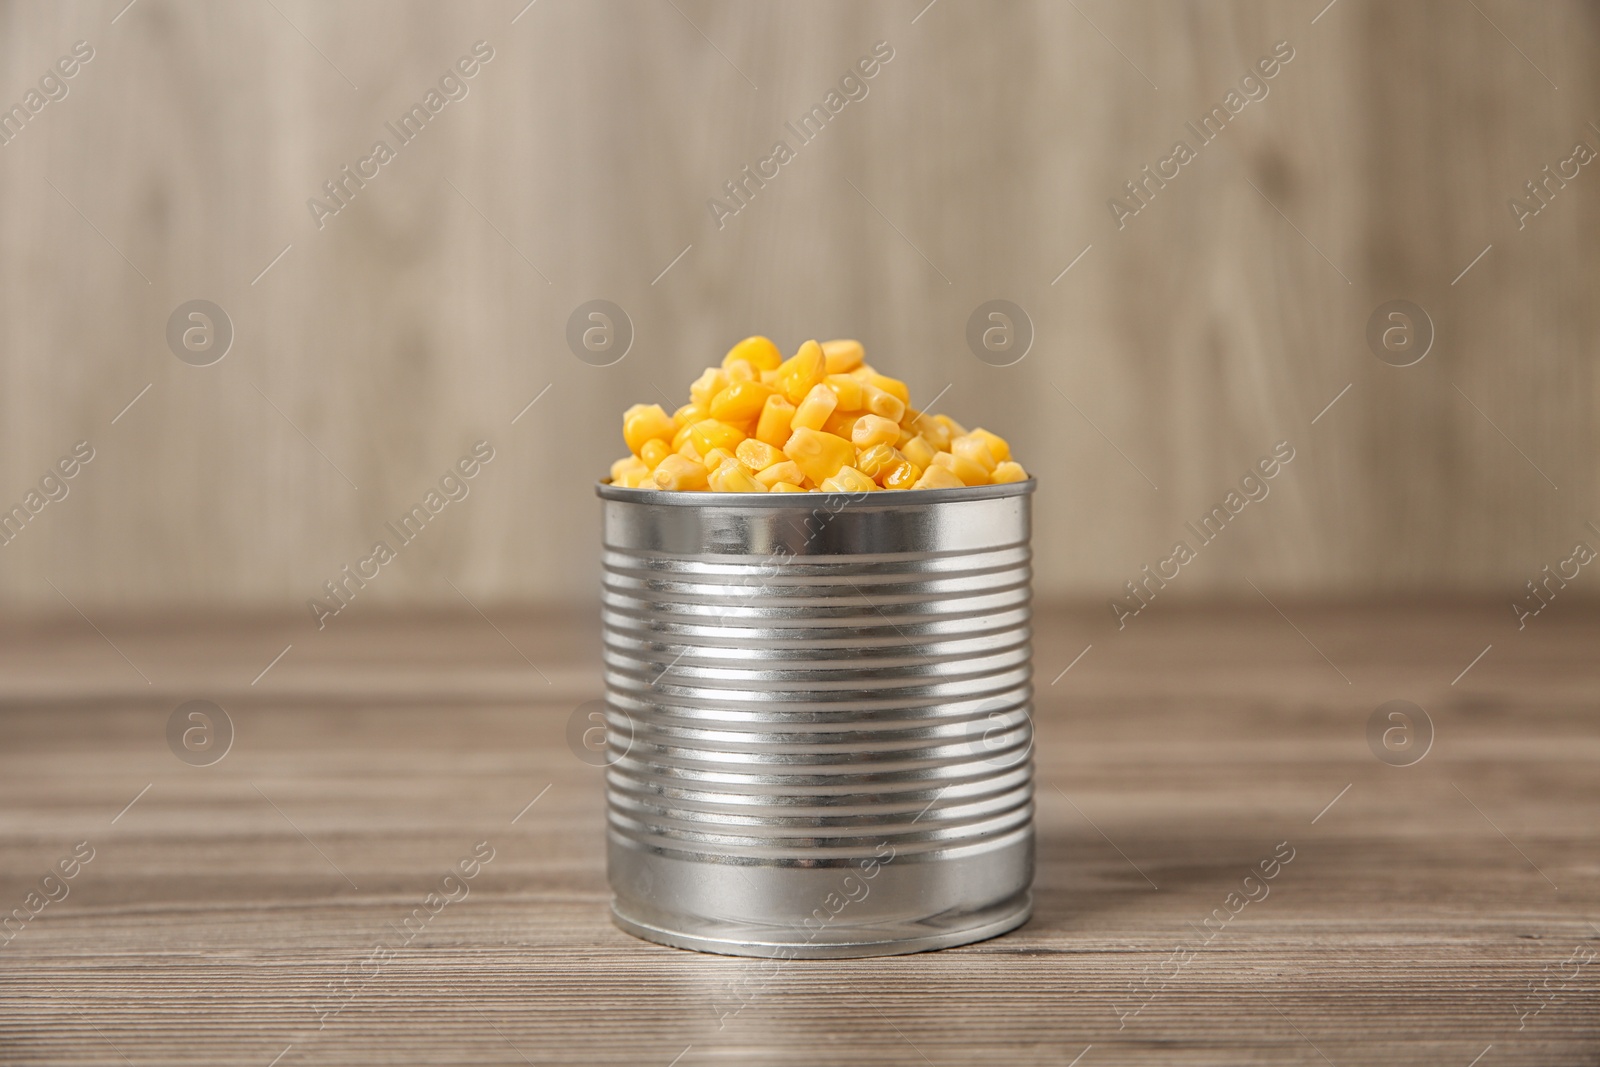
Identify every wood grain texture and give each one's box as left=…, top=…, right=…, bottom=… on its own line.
left=1, top=606, right=1596, bottom=1065
left=1, top=1, right=1598, bottom=616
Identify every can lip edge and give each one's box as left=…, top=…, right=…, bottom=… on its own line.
left=595, top=477, right=1036, bottom=506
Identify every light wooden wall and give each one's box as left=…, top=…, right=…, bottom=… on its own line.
left=1, top=0, right=1595, bottom=618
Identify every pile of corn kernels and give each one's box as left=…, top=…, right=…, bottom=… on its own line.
left=609, top=337, right=1027, bottom=492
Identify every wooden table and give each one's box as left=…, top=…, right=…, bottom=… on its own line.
left=2, top=605, right=1596, bottom=1065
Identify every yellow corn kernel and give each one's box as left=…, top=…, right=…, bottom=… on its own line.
left=861, top=384, right=906, bottom=423
left=824, top=373, right=865, bottom=411
left=677, top=437, right=703, bottom=460
left=820, top=466, right=876, bottom=493
left=688, top=419, right=746, bottom=455
left=611, top=455, right=649, bottom=484
left=968, top=427, right=1011, bottom=463
left=769, top=481, right=805, bottom=493
left=821, top=409, right=860, bottom=440
left=790, top=382, right=839, bottom=432
left=735, top=438, right=784, bottom=471
left=853, top=369, right=909, bottom=405
left=821, top=339, right=865, bottom=374
left=883, top=458, right=921, bottom=490
left=724, top=335, right=783, bottom=372
left=895, top=426, right=916, bottom=450
left=852, top=414, right=901, bottom=450
left=931, top=450, right=991, bottom=486
left=724, top=359, right=757, bottom=382
left=689, top=367, right=727, bottom=409
left=673, top=403, right=708, bottom=426
left=755, top=394, right=796, bottom=448
left=640, top=439, right=671, bottom=469
left=901, top=434, right=938, bottom=469
left=760, top=368, right=780, bottom=385
left=933, top=413, right=968, bottom=439
left=783, top=427, right=856, bottom=483
left=777, top=339, right=826, bottom=404
left=653, top=454, right=709, bottom=490
left=622, top=403, right=675, bottom=456
left=952, top=433, right=999, bottom=472
left=754, top=460, right=805, bottom=488
left=912, top=464, right=964, bottom=490
left=708, top=462, right=767, bottom=492
left=915, top=415, right=952, bottom=451
left=710, top=379, right=775, bottom=423
left=854, top=442, right=901, bottom=479
left=701, top=447, right=737, bottom=472
left=991, top=460, right=1028, bottom=484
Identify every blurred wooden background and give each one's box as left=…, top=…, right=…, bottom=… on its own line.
left=0, top=0, right=1596, bottom=617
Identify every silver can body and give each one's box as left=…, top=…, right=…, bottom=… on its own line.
left=597, top=479, right=1035, bottom=958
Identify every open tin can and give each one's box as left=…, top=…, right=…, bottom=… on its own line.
left=596, top=479, right=1035, bottom=958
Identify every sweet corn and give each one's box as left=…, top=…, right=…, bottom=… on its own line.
left=861, top=384, right=906, bottom=423
left=654, top=454, right=709, bottom=491
left=623, top=403, right=676, bottom=456
left=783, top=427, right=855, bottom=484
left=912, top=464, right=964, bottom=490
left=915, top=414, right=952, bottom=451
left=968, top=427, right=1011, bottom=463
left=735, top=438, right=784, bottom=471
left=689, top=367, right=727, bottom=409
left=852, top=369, right=909, bottom=405
left=640, top=438, right=671, bottom=469
left=790, top=382, right=839, bottom=432
left=709, top=462, right=767, bottom=492
left=755, top=395, right=795, bottom=448
left=777, top=340, right=826, bottom=404
left=852, top=414, right=901, bottom=450
left=991, top=460, right=1028, bottom=484
left=853, top=442, right=901, bottom=480
left=674, top=403, right=708, bottom=427
left=952, top=433, right=999, bottom=472
left=821, top=409, right=860, bottom=440
left=824, top=373, right=865, bottom=410
left=613, top=336, right=1026, bottom=492
left=723, top=335, right=783, bottom=372
left=883, top=459, right=920, bottom=490
left=710, top=380, right=775, bottom=423
left=901, top=434, right=938, bottom=470
left=822, top=339, right=865, bottom=374
left=611, top=455, right=649, bottom=484
left=688, top=419, right=746, bottom=456
left=819, top=466, right=876, bottom=493
left=931, top=450, right=991, bottom=486
left=754, top=460, right=805, bottom=488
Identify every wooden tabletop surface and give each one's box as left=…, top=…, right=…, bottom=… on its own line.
left=1, top=604, right=1596, bottom=1066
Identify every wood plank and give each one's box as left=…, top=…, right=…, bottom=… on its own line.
left=2, top=607, right=1596, bottom=1064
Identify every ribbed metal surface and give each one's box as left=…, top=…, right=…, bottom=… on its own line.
left=597, top=480, right=1035, bottom=956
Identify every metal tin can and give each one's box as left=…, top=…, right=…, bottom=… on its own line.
left=597, top=479, right=1035, bottom=958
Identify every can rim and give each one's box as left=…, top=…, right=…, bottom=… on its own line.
left=595, top=477, right=1035, bottom=506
